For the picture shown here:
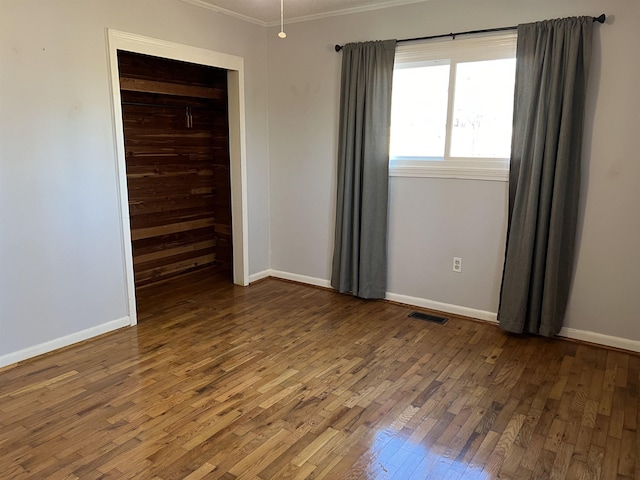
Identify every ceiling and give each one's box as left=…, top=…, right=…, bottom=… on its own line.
left=182, top=0, right=430, bottom=26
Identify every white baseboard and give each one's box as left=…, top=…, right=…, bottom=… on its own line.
left=268, top=270, right=332, bottom=288
left=558, top=327, right=640, bottom=353
left=0, top=316, right=131, bottom=369
left=385, top=292, right=498, bottom=323
left=261, top=270, right=639, bottom=353
left=249, top=269, right=272, bottom=283
left=3, top=275, right=637, bottom=369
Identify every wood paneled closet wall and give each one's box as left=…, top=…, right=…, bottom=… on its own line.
left=118, top=51, right=232, bottom=288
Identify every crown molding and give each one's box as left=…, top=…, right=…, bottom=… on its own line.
left=180, top=0, right=268, bottom=26
left=181, top=0, right=432, bottom=27
left=265, top=0, right=431, bottom=26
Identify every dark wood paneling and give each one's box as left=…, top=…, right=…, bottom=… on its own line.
left=120, top=77, right=224, bottom=99
left=117, top=50, right=227, bottom=88
left=118, top=51, right=232, bottom=287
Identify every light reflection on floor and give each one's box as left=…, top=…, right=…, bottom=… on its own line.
left=359, top=427, right=490, bottom=479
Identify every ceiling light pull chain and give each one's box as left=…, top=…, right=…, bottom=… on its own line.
left=278, top=0, right=286, bottom=38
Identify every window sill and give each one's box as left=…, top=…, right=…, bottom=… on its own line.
left=389, top=162, right=509, bottom=182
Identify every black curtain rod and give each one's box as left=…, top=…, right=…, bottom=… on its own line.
left=334, top=14, right=606, bottom=52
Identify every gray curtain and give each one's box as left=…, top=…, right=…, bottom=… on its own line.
left=498, top=17, right=593, bottom=336
left=331, top=40, right=396, bottom=299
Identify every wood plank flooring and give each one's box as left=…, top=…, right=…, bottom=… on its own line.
left=1, top=270, right=638, bottom=479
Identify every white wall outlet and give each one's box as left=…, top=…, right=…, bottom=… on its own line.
left=453, top=257, right=462, bottom=273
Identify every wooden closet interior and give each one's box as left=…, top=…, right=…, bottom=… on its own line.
left=117, top=51, right=232, bottom=290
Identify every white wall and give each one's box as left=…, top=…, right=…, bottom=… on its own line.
left=267, top=0, right=640, bottom=344
left=0, top=0, right=270, bottom=363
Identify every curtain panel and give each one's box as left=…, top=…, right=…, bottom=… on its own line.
left=331, top=40, right=396, bottom=299
left=498, top=17, right=593, bottom=336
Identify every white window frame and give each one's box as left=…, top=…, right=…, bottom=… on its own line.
left=389, top=32, right=517, bottom=181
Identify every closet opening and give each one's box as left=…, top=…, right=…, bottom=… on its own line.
left=117, top=51, right=233, bottom=312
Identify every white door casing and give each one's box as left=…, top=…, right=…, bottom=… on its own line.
left=107, top=29, right=250, bottom=326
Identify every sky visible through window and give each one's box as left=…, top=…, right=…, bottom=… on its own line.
left=390, top=63, right=450, bottom=159
left=390, top=58, right=516, bottom=160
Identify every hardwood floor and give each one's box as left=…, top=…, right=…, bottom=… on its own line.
left=1, top=270, right=638, bottom=479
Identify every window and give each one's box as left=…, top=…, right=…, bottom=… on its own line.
left=389, top=33, right=517, bottom=181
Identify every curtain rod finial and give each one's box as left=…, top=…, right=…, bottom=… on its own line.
left=594, top=14, right=606, bottom=23
left=335, top=44, right=343, bottom=52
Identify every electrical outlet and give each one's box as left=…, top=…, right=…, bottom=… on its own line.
left=453, top=257, right=462, bottom=273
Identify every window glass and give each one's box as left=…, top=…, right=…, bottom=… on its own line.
left=450, top=58, right=516, bottom=158
left=389, top=33, right=517, bottom=180
left=390, top=63, right=449, bottom=159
